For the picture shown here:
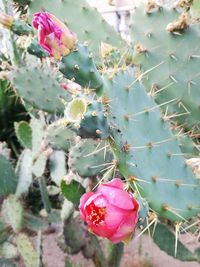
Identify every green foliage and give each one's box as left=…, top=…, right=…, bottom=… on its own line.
left=0, top=155, right=18, bottom=196
left=14, top=121, right=32, bottom=149
left=61, top=180, right=85, bottom=206
left=0, top=80, right=28, bottom=147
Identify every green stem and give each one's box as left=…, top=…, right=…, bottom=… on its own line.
left=36, top=231, right=43, bottom=267
left=38, top=176, right=51, bottom=214
left=91, top=236, right=108, bottom=267
left=108, top=242, right=124, bottom=267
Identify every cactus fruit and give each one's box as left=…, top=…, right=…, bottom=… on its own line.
left=103, top=68, right=200, bottom=222
left=130, top=5, right=200, bottom=132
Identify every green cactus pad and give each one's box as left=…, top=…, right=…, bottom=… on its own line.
left=0, top=155, right=18, bottom=196
left=17, top=233, right=37, bottom=267
left=28, top=0, right=125, bottom=58
left=103, top=68, right=200, bottom=222
left=11, top=20, right=32, bottom=35
left=16, top=149, right=33, bottom=195
left=153, top=223, right=197, bottom=262
left=59, top=44, right=103, bottom=91
left=68, top=139, right=113, bottom=177
left=46, top=123, right=76, bottom=151
left=27, top=39, right=48, bottom=58
left=49, top=151, right=67, bottom=186
left=11, top=64, right=72, bottom=114
left=78, top=100, right=110, bottom=139
left=61, top=180, right=85, bottom=206
left=130, top=5, right=200, bottom=132
left=2, top=195, right=24, bottom=233
left=14, top=121, right=32, bottom=149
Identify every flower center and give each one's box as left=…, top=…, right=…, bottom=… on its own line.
left=86, top=202, right=106, bottom=226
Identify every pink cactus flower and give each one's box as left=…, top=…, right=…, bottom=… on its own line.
left=33, top=12, right=77, bottom=59
left=79, top=178, right=139, bottom=243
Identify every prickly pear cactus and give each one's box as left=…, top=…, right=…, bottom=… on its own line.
left=103, top=68, right=200, bottom=221
left=11, top=63, right=72, bottom=114
left=68, top=139, right=113, bottom=177
left=130, top=4, right=200, bottom=132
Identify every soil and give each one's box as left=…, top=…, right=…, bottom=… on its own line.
left=34, top=228, right=200, bottom=267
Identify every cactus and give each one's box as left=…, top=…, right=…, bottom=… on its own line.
left=0, top=241, right=18, bottom=259
left=15, top=149, right=33, bottom=195
left=0, top=155, right=18, bottom=196
left=11, top=63, right=72, bottom=114
left=77, top=99, right=110, bottom=139
left=59, top=44, right=103, bottom=91
left=17, top=233, right=37, bottom=267
left=28, top=0, right=125, bottom=58
left=152, top=223, right=198, bottom=261
left=103, top=68, right=200, bottom=222
left=27, top=39, right=48, bottom=58
left=46, top=122, right=76, bottom=151
left=130, top=4, right=200, bottom=132
left=1, top=195, right=24, bottom=233
left=68, top=139, right=113, bottom=177
left=49, top=150, right=67, bottom=186
left=14, top=121, right=32, bottom=149
left=0, top=259, right=17, bottom=267
left=61, top=179, right=85, bottom=206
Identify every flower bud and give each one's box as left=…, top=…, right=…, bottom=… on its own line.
left=32, top=12, right=77, bottom=60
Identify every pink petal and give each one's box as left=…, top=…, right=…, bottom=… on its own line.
left=109, top=211, right=138, bottom=243
left=79, top=192, right=94, bottom=220
left=104, top=178, right=124, bottom=189
left=84, top=192, right=106, bottom=208
left=97, top=184, right=134, bottom=210
left=104, top=203, right=130, bottom=229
